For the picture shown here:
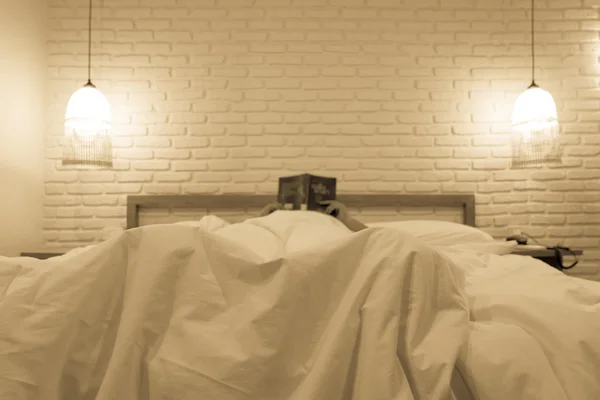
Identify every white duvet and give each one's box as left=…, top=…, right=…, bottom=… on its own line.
left=451, top=249, right=600, bottom=400
left=0, top=211, right=599, bottom=400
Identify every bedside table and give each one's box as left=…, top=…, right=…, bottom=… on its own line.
left=20, top=251, right=65, bottom=260
left=511, top=246, right=582, bottom=272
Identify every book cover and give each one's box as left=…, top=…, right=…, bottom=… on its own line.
left=277, top=174, right=337, bottom=212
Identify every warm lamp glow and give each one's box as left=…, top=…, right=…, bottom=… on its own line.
left=65, top=85, right=111, bottom=130
left=63, top=85, right=112, bottom=168
left=511, top=85, right=560, bottom=167
left=512, top=86, right=558, bottom=138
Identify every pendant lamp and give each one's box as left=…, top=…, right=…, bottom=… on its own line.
left=511, top=0, right=560, bottom=168
left=63, top=0, right=112, bottom=169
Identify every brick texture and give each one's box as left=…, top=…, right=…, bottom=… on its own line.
left=45, top=0, right=600, bottom=279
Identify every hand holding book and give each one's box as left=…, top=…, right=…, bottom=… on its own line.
left=319, top=200, right=348, bottom=219
left=319, top=200, right=368, bottom=232
left=263, top=173, right=368, bottom=232
left=260, top=202, right=284, bottom=216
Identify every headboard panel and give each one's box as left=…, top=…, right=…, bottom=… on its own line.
left=126, top=194, right=475, bottom=229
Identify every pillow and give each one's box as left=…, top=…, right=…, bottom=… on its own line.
left=174, top=215, right=230, bottom=232
left=366, top=220, right=493, bottom=246
left=448, top=240, right=517, bottom=255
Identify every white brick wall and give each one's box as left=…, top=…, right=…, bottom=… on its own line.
left=44, top=0, right=600, bottom=279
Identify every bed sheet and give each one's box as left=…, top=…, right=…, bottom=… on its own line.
left=0, top=212, right=468, bottom=400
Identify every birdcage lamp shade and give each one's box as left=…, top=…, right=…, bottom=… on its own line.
left=63, top=86, right=113, bottom=168
left=511, top=86, right=560, bottom=167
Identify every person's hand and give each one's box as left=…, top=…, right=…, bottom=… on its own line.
left=260, top=202, right=284, bottom=216
left=319, top=200, right=368, bottom=232
left=318, top=200, right=349, bottom=222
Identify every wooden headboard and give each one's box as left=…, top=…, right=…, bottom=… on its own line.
left=126, top=194, right=476, bottom=229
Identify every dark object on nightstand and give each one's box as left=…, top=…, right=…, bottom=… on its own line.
left=20, top=252, right=64, bottom=260
left=506, top=235, right=528, bottom=245
left=511, top=246, right=582, bottom=272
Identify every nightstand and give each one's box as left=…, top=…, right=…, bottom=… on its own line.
left=511, top=246, right=582, bottom=272
left=20, top=252, right=65, bottom=260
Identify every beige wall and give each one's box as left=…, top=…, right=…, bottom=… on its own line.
left=0, top=0, right=46, bottom=256
left=43, top=0, right=600, bottom=279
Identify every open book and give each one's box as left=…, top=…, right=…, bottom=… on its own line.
left=277, top=174, right=337, bottom=212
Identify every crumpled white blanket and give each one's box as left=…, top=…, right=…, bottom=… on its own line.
left=443, top=248, right=600, bottom=400
left=0, top=212, right=469, bottom=400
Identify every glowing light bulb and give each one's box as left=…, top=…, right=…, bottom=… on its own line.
left=512, top=86, right=558, bottom=141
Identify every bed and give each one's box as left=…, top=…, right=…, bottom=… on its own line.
left=1, top=193, right=599, bottom=400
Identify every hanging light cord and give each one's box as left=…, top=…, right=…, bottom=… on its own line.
left=85, top=0, right=95, bottom=88
left=529, top=0, right=537, bottom=88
